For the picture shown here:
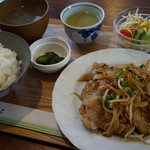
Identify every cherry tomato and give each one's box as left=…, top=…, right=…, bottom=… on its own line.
left=120, top=29, right=133, bottom=38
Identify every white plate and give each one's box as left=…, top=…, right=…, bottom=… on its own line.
left=52, top=48, right=150, bottom=150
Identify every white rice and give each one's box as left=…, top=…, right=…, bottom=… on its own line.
left=0, top=43, right=22, bottom=91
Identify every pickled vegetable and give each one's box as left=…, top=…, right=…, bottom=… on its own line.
left=36, top=52, right=64, bottom=65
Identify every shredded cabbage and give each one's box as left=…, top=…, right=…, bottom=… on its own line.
left=118, top=8, right=150, bottom=32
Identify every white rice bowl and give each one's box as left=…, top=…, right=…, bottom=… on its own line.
left=0, top=43, right=22, bottom=91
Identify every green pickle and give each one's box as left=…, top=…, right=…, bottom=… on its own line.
left=36, top=55, right=49, bottom=64
left=36, top=52, right=64, bottom=65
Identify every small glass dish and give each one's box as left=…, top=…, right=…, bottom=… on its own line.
left=113, top=7, right=150, bottom=52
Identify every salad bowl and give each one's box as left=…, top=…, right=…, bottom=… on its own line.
left=113, top=7, right=150, bottom=52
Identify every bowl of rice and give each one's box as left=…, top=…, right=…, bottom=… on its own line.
left=0, top=31, right=31, bottom=98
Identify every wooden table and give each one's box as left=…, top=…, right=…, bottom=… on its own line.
left=0, top=0, right=149, bottom=150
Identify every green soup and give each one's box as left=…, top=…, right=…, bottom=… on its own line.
left=66, top=11, right=99, bottom=27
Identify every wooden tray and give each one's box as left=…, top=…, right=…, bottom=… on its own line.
left=0, top=19, right=119, bottom=149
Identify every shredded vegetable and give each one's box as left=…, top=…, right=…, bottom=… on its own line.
left=119, top=8, right=150, bottom=34
left=118, top=8, right=150, bottom=41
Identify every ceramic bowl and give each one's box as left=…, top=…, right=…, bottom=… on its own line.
left=60, top=2, right=105, bottom=45
left=0, top=0, right=50, bottom=43
left=30, top=37, right=71, bottom=73
left=0, top=31, right=31, bottom=98
left=113, top=7, right=150, bottom=52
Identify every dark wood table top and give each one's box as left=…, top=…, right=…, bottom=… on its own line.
left=0, top=0, right=150, bottom=150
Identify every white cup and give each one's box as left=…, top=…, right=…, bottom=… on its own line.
left=60, top=2, right=105, bottom=45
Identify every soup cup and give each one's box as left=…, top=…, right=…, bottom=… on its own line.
left=0, top=0, right=50, bottom=43
left=60, top=2, right=105, bottom=45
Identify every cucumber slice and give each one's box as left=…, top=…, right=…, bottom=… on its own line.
left=133, top=30, right=145, bottom=44
left=140, top=31, right=150, bottom=45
